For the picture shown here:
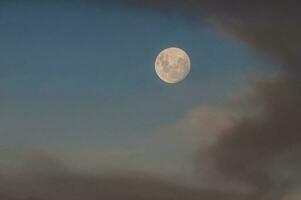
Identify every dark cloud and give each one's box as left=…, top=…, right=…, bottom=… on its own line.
left=211, top=77, right=301, bottom=198
left=0, top=152, right=254, bottom=200
left=189, top=2, right=301, bottom=199
left=127, top=0, right=301, bottom=199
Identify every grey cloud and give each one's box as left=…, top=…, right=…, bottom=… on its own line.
left=0, top=151, right=254, bottom=200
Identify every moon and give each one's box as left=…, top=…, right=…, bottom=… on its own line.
left=155, top=47, right=191, bottom=83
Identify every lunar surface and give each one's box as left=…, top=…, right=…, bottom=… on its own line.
left=155, top=47, right=191, bottom=83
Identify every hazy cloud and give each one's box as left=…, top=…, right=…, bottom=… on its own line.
left=0, top=151, right=254, bottom=200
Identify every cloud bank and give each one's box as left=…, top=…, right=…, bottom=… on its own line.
left=0, top=151, right=255, bottom=200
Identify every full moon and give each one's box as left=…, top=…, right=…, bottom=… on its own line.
left=155, top=47, right=191, bottom=83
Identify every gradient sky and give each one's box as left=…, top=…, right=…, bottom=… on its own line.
left=0, top=1, right=272, bottom=180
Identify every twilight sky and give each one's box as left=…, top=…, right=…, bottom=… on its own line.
left=1, top=1, right=300, bottom=200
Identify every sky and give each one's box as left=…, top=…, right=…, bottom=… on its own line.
left=0, top=1, right=300, bottom=200
left=0, top=0, right=261, bottom=170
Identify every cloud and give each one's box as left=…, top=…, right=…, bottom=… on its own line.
left=6, top=104, right=240, bottom=191
left=0, top=148, right=67, bottom=179
left=0, top=151, right=255, bottom=200
left=151, top=105, right=237, bottom=148
left=210, top=78, right=301, bottom=196
left=121, top=105, right=253, bottom=191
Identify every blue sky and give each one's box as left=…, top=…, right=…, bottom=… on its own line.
left=0, top=1, right=269, bottom=177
